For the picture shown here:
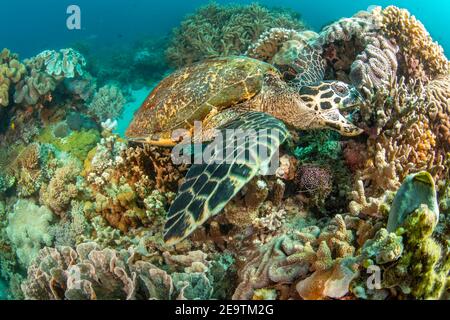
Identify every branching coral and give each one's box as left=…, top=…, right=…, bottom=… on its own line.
left=9, top=143, right=44, bottom=197
left=353, top=74, right=449, bottom=204
left=88, top=85, right=126, bottom=121
left=233, top=215, right=357, bottom=300
left=166, top=3, right=305, bottom=67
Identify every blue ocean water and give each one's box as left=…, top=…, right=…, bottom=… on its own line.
left=1, top=0, right=449, bottom=58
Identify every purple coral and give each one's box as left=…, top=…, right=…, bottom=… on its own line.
left=295, top=165, right=332, bottom=198
left=350, top=33, right=399, bottom=94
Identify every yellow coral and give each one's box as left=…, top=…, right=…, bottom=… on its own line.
left=381, top=6, right=449, bottom=80
left=0, top=48, right=26, bottom=107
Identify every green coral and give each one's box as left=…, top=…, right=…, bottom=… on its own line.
left=0, top=173, right=15, bottom=194
left=144, top=190, right=175, bottom=219
left=294, top=130, right=342, bottom=162
left=387, top=171, right=440, bottom=232
left=38, top=126, right=100, bottom=161
left=384, top=205, right=450, bottom=299
left=360, top=228, right=403, bottom=265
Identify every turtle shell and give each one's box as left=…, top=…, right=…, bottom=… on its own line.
left=126, top=56, right=277, bottom=139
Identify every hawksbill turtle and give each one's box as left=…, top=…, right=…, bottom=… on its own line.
left=126, top=55, right=363, bottom=245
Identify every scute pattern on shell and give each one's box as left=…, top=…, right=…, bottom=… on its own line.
left=126, top=57, right=276, bottom=139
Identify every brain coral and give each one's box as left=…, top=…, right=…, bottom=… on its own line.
left=350, top=33, right=399, bottom=95
left=6, top=199, right=54, bottom=267
left=380, top=6, right=449, bottom=81
left=166, top=3, right=305, bottom=67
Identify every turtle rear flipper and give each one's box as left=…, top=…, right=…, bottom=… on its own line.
left=164, top=111, right=290, bottom=245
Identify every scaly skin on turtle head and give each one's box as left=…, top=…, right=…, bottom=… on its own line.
left=297, top=81, right=364, bottom=136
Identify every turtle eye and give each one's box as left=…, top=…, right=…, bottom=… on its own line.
left=333, top=83, right=349, bottom=96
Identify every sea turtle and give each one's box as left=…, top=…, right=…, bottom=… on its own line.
left=126, top=56, right=363, bottom=245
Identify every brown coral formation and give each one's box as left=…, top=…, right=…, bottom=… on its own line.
left=233, top=215, right=358, bottom=300
left=166, top=3, right=305, bottom=67
left=380, top=6, right=450, bottom=81
left=0, top=49, right=26, bottom=107
left=353, top=73, right=449, bottom=207
left=40, top=160, right=81, bottom=217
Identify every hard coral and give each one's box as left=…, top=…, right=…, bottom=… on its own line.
left=380, top=6, right=449, bottom=81
left=166, top=3, right=305, bottom=67
left=40, top=160, right=81, bottom=217
left=0, top=49, right=26, bottom=107
left=88, top=85, right=126, bottom=122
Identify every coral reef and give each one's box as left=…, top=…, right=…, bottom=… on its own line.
left=0, top=5, right=449, bottom=302
left=6, top=199, right=54, bottom=267
left=0, top=49, right=26, bottom=107
left=22, top=242, right=234, bottom=300
left=380, top=6, right=449, bottom=81
left=88, top=85, right=126, bottom=122
left=166, top=3, right=305, bottom=67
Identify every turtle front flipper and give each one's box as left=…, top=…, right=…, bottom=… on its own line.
left=164, top=111, right=290, bottom=245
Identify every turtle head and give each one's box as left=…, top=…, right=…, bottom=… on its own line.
left=297, top=81, right=364, bottom=136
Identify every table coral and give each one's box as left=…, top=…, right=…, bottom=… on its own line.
left=166, top=3, right=305, bottom=67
